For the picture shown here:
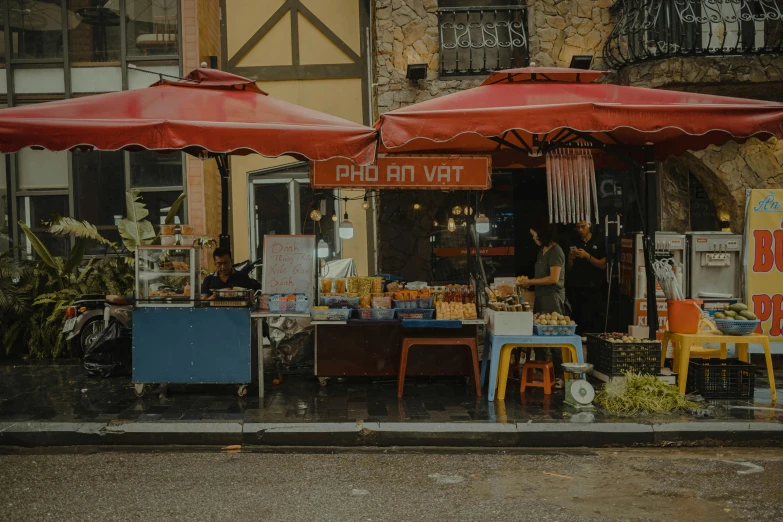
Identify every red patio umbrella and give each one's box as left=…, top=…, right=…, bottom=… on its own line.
left=375, top=66, right=783, bottom=336
left=0, top=68, right=377, bottom=247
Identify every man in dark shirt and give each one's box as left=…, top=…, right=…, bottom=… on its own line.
left=567, top=221, right=607, bottom=335
left=201, top=248, right=261, bottom=299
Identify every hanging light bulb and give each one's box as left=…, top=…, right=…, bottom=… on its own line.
left=433, top=220, right=439, bottom=227
left=464, top=206, right=474, bottom=216
left=310, top=205, right=322, bottom=222
left=413, top=199, right=421, bottom=211
left=476, top=214, right=490, bottom=234
left=339, top=198, right=354, bottom=239
left=317, top=239, right=329, bottom=258
left=331, top=210, right=338, bottom=222
left=362, top=192, right=370, bottom=210
left=452, top=205, right=462, bottom=216
left=447, top=218, right=456, bottom=232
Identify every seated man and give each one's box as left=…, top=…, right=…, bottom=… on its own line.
left=201, top=247, right=261, bottom=299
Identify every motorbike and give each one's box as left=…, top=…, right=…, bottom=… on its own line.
left=65, top=259, right=263, bottom=358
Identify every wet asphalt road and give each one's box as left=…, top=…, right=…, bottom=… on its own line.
left=1, top=447, right=782, bottom=521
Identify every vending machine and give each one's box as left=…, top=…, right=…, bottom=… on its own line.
left=686, top=232, right=743, bottom=316
left=620, top=232, right=687, bottom=333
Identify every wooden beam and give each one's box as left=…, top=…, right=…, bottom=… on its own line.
left=228, top=0, right=291, bottom=67
left=229, top=63, right=364, bottom=81
left=297, top=1, right=361, bottom=63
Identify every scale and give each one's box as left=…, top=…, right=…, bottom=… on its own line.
left=561, top=362, right=596, bottom=409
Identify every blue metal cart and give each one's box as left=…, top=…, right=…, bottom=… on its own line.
left=132, top=307, right=253, bottom=397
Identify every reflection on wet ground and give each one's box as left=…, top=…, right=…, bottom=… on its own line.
left=0, top=360, right=780, bottom=425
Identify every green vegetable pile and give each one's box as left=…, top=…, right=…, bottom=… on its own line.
left=596, top=372, right=698, bottom=415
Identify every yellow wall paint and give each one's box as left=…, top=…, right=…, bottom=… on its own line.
left=230, top=78, right=366, bottom=272
left=300, top=0, right=361, bottom=54
left=237, top=12, right=293, bottom=67
left=298, top=14, right=353, bottom=65
left=225, top=0, right=286, bottom=59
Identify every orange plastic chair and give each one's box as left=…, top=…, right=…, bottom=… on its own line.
left=520, top=360, right=555, bottom=395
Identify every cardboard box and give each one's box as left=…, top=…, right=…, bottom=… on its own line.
left=485, top=308, right=533, bottom=336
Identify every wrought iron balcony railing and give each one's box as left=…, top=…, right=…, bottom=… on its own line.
left=438, top=6, right=528, bottom=76
left=604, top=0, right=783, bottom=69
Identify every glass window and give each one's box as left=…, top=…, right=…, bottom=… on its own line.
left=138, top=190, right=185, bottom=225
left=126, top=0, right=179, bottom=57
left=300, top=184, right=336, bottom=256
left=17, top=148, right=69, bottom=190
left=129, top=150, right=183, bottom=188
left=253, top=183, right=290, bottom=262
left=18, top=194, right=69, bottom=259
left=8, top=0, right=67, bottom=60
left=0, top=1, right=6, bottom=67
left=68, top=0, right=121, bottom=63
left=73, top=150, right=124, bottom=253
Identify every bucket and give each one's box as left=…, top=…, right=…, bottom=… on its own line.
left=667, top=299, right=703, bottom=334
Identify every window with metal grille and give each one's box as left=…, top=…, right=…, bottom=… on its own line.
left=438, top=0, right=528, bottom=76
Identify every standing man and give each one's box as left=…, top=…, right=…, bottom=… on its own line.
left=567, top=221, right=607, bottom=335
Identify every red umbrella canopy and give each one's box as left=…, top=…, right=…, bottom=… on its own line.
left=376, top=67, right=783, bottom=166
left=0, top=68, right=377, bottom=165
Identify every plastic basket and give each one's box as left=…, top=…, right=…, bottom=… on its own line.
left=533, top=324, right=578, bottom=336
left=417, top=296, right=434, bottom=308
left=310, top=308, right=352, bottom=322
left=357, top=308, right=397, bottom=320
left=395, top=308, right=435, bottom=320
left=586, top=334, right=661, bottom=375
left=268, top=295, right=309, bottom=313
left=320, top=296, right=360, bottom=308
left=714, top=319, right=760, bottom=336
left=687, top=358, right=755, bottom=400
left=393, top=299, right=419, bottom=309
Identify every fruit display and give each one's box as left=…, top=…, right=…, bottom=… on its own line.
left=534, top=312, right=575, bottom=326
left=713, top=302, right=757, bottom=321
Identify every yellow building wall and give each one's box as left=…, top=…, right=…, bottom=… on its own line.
left=224, top=0, right=369, bottom=275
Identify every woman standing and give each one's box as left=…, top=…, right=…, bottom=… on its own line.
left=517, top=218, right=566, bottom=315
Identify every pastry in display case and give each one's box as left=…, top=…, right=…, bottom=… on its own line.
left=135, top=246, right=201, bottom=307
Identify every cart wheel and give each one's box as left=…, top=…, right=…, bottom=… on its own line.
left=237, top=385, right=248, bottom=397
left=318, top=377, right=329, bottom=387
left=134, top=383, right=146, bottom=397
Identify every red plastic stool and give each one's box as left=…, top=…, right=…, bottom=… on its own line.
left=520, top=361, right=555, bottom=395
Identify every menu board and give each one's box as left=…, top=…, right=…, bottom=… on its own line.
left=261, top=235, right=316, bottom=299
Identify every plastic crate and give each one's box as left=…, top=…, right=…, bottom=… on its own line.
left=395, top=308, right=435, bottom=320
left=320, top=296, right=360, bottom=308
left=310, top=308, right=352, bottom=322
left=533, top=324, right=577, bottom=336
left=586, top=334, right=661, bottom=375
left=268, top=295, right=309, bottom=313
left=357, top=308, right=397, bottom=320
left=714, top=319, right=760, bottom=336
left=687, top=358, right=755, bottom=400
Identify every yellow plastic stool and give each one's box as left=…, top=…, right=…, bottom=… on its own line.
left=494, top=343, right=578, bottom=401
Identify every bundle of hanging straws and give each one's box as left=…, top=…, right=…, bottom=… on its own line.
left=545, top=149, right=600, bottom=225
left=652, top=258, right=685, bottom=301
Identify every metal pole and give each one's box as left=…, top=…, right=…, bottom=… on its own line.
left=643, top=146, right=658, bottom=340
left=215, top=153, right=231, bottom=250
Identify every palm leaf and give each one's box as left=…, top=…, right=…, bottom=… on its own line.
left=63, top=238, right=88, bottom=274
left=164, top=193, right=187, bottom=225
left=48, top=217, right=116, bottom=248
left=119, top=190, right=156, bottom=251
left=18, top=221, right=57, bottom=269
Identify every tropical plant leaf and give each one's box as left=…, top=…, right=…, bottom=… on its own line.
left=119, top=190, right=156, bottom=251
left=63, top=238, right=89, bottom=275
left=48, top=217, right=116, bottom=248
left=18, top=221, right=57, bottom=269
left=125, top=189, right=149, bottom=222
left=164, top=193, right=187, bottom=225
left=193, top=236, right=217, bottom=249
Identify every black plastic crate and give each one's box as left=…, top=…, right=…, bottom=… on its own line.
left=687, top=358, right=755, bottom=400
left=586, top=335, right=661, bottom=375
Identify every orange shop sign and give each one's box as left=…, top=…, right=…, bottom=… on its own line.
left=310, top=155, right=492, bottom=190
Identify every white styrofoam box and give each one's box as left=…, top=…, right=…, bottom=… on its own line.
left=485, top=308, right=533, bottom=336
left=628, top=325, right=649, bottom=338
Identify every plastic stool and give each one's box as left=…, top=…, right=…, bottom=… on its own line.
left=397, top=337, right=482, bottom=398
left=520, top=361, right=555, bottom=395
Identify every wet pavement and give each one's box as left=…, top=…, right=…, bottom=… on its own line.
left=0, top=359, right=780, bottom=425
left=1, top=447, right=782, bottom=521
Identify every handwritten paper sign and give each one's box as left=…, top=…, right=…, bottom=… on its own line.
left=310, top=155, right=492, bottom=190
left=261, top=235, right=316, bottom=300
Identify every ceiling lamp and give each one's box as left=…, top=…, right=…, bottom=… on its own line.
left=362, top=192, right=370, bottom=210
left=310, top=200, right=322, bottom=222
left=452, top=205, right=462, bottom=216
left=317, top=239, right=329, bottom=258
left=413, top=199, right=421, bottom=211
left=339, top=198, right=354, bottom=239
left=447, top=218, right=456, bottom=232
left=476, top=214, right=490, bottom=234
left=331, top=210, right=338, bottom=222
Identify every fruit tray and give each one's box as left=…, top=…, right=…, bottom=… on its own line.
left=714, top=319, right=760, bottom=336
left=533, top=324, right=577, bottom=336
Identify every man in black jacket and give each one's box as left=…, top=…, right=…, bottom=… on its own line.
left=567, top=221, right=607, bottom=335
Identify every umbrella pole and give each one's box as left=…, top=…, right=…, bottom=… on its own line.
left=215, top=153, right=231, bottom=250
left=642, top=146, right=658, bottom=340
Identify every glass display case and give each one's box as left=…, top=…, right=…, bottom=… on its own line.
left=135, top=246, right=201, bottom=307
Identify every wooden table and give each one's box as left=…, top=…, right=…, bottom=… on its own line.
left=661, top=331, right=776, bottom=401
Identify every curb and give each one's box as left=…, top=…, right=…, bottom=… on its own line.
left=2, top=420, right=782, bottom=448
